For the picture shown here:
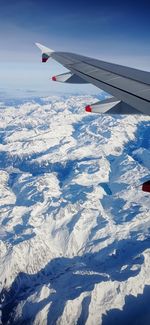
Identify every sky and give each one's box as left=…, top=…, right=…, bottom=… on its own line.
left=0, top=0, right=150, bottom=98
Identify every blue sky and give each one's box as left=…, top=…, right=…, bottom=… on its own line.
left=0, top=0, right=150, bottom=98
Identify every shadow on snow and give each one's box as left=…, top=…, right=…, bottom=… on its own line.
left=1, top=236, right=150, bottom=324
left=102, top=285, right=150, bottom=325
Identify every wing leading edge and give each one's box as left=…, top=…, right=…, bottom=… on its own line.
left=35, top=43, right=150, bottom=115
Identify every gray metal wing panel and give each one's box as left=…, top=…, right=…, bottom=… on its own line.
left=52, top=52, right=150, bottom=85
left=70, top=62, right=150, bottom=99
left=70, top=67, right=149, bottom=114
left=51, top=52, right=150, bottom=115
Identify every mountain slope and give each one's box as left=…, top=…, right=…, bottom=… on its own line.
left=0, top=95, right=150, bottom=324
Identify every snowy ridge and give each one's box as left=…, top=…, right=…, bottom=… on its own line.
left=0, top=95, right=150, bottom=324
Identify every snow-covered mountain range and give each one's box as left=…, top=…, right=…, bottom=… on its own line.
left=0, top=95, right=150, bottom=324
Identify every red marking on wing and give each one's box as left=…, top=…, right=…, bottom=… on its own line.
left=42, top=57, right=48, bottom=62
left=85, top=105, right=92, bottom=112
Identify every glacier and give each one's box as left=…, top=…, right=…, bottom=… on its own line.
left=0, top=95, right=150, bottom=324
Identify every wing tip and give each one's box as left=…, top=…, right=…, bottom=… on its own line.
left=35, top=42, right=54, bottom=54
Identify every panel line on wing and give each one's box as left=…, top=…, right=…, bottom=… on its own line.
left=72, top=67, right=150, bottom=104
left=52, top=52, right=150, bottom=87
left=71, top=60, right=148, bottom=86
left=81, top=60, right=150, bottom=87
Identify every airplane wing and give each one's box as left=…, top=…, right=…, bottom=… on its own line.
left=35, top=43, right=150, bottom=115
